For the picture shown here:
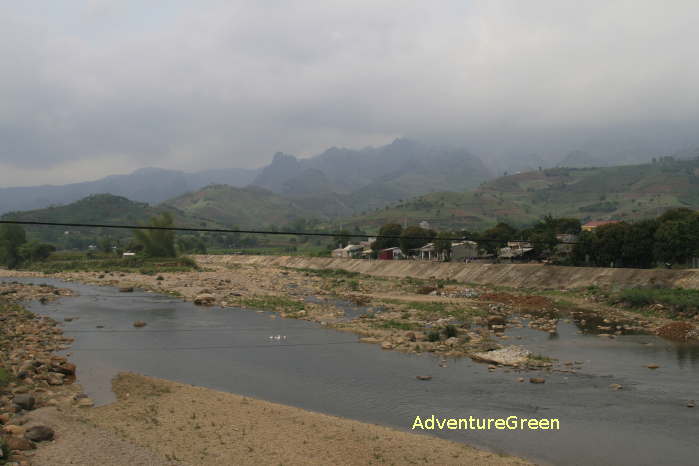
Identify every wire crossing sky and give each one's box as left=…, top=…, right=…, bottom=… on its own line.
left=0, top=220, right=581, bottom=245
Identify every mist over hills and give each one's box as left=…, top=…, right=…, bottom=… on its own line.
left=0, top=139, right=491, bottom=216
left=0, top=167, right=260, bottom=215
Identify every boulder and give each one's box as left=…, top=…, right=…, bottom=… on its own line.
left=53, top=363, right=76, bottom=376
left=12, top=394, right=35, bottom=411
left=529, top=377, right=546, bottom=384
left=194, top=294, right=216, bottom=306
left=381, top=341, right=394, bottom=350
left=4, top=436, right=35, bottom=451
left=24, top=425, right=54, bottom=442
left=3, top=425, right=25, bottom=436
left=132, top=321, right=147, bottom=328
left=487, top=315, right=506, bottom=326
left=77, top=397, right=94, bottom=408
left=118, top=287, right=134, bottom=293
left=471, top=346, right=531, bottom=366
left=47, top=373, right=64, bottom=386
left=416, top=375, right=432, bottom=381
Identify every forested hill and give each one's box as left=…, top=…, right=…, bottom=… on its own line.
left=345, top=157, right=699, bottom=231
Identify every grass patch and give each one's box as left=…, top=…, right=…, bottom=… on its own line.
left=373, top=319, right=421, bottom=331
left=23, top=254, right=199, bottom=274
left=528, top=353, right=555, bottom=363
left=293, top=267, right=363, bottom=279
left=239, top=295, right=305, bottom=313
left=379, top=298, right=486, bottom=323
left=0, top=367, right=13, bottom=388
left=614, top=288, right=699, bottom=317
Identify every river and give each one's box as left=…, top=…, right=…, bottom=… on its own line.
left=3, top=277, right=698, bottom=465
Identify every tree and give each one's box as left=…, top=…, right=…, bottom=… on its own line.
left=400, top=226, right=435, bottom=254
left=592, top=222, right=630, bottom=267
left=132, top=213, right=177, bottom=258
left=480, top=222, right=517, bottom=254
left=332, top=229, right=352, bottom=248
left=176, top=235, right=207, bottom=254
left=18, top=241, right=56, bottom=262
left=0, top=224, right=27, bottom=269
left=434, top=231, right=454, bottom=259
left=653, top=217, right=699, bottom=264
left=371, top=224, right=403, bottom=251
left=621, top=219, right=658, bottom=268
left=97, top=237, right=113, bottom=254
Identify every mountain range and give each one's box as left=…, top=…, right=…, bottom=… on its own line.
left=0, top=139, right=491, bottom=217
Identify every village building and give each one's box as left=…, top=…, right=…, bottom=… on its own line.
left=331, top=244, right=364, bottom=258
left=378, top=247, right=404, bottom=260
left=450, top=241, right=482, bottom=261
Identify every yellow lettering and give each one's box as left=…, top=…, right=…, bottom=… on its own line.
left=411, top=416, right=424, bottom=430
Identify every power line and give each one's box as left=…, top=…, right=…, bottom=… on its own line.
left=0, top=219, right=581, bottom=245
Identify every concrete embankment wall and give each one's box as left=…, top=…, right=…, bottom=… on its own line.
left=197, top=255, right=699, bottom=290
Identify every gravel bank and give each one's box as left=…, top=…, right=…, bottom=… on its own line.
left=84, top=372, right=531, bottom=466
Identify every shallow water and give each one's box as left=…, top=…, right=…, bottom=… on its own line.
left=4, top=277, right=698, bottom=466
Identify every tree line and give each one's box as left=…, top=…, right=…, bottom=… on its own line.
left=369, top=208, right=699, bottom=268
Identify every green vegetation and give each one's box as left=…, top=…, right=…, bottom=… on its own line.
left=164, top=184, right=316, bottom=229
left=573, top=208, right=699, bottom=267
left=293, top=267, right=363, bottom=278
left=0, top=367, right=12, bottom=388
left=23, top=251, right=198, bottom=274
left=399, top=226, right=435, bottom=254
left=239, top=295, right=305, bottom=313
left=373, top=319, right=421, bottom=331
left=346, top=158, right=699, bottom=231
left=132, top=213, right=177, bottom=257
left=614, top=288, right=699, bottom=316
left=0, top=224, right=56, bottom=269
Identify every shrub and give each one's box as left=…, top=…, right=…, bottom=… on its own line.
left=427, top=329, right=441, bottom=342
left=444, top=324, right=458, bottom=338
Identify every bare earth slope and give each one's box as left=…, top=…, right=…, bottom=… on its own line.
left=201, top=255, right=699, bottom=290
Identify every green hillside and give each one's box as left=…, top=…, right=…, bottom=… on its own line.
left=0, top=193, right=213, bottom=248
left=162, top=184, right=316, bottom=228
left=345, top=158, right=699, bottom=231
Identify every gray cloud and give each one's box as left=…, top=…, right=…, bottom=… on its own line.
left=1, top=0, right=698, bottom=185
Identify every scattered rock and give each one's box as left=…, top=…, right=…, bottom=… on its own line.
left=610, top=383, right=623, bottom=390
left=77, top=397, right=94, bottom=407
left=646, top=364, right=660, bottom=369
left=118, top=286, right=134, bottom=293
left=24, top=425, right=54, bottom=442
left=54, top=362, right=76, bottom=375
left=133, top=321, right=147, bottom=328
left=687, top=400, right=695, bottom=408
left=529, top=377, right=546, bottom=384
left=194, top=294, right=216, bottom=306
left=12, top=394, right=35, bottom=411
left=517, top=377, right=525, bottom=383
left=472, top=346, right=531, bottom=366
left=47, top=373, right=64, bottom=385
left=4, top=436, right=35, bottom=451
left=416, top=375, right=432, bottom=381
left=3, top=425, right=25, bottom=436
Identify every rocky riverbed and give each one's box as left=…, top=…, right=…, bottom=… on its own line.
left=0, top=280, right=532, bottom=466
left=1, top=259, right=696, bottom=377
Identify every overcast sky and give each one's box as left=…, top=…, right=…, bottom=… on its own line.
left=1, top=1, right=698, bottom=186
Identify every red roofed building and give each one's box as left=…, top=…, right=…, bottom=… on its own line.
left=581, top=220, right=621, bottom=231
